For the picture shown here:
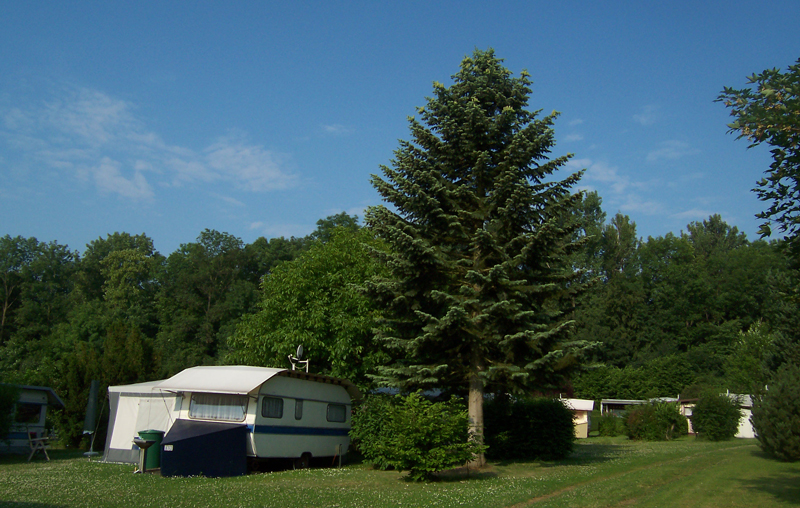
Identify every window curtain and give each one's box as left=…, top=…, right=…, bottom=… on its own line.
left=189, top=393, right=248, bottom=421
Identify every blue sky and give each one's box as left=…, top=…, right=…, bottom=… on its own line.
left=2, top=1, right=799, bottom=255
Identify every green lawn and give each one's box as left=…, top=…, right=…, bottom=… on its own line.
left=1, top=438, right=798, bottom=507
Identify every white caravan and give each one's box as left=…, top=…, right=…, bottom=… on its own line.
left=103, top=366, right=360, bottom=466
left=2, top=385, right=64, bottom=454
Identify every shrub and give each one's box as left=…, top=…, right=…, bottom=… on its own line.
left=751, top=363, right=800, bottom=461
left=349, top=393, right=396, bottom=470
left=350, top=392, right=484, bottom=481
left=626, top=402, right=686, bottom=441
left=597, top=413, right=625, bottom=437
left=691, top=393, right=742, bottom=441
left=484, top=396, right=575, bottom=461
left=0, top=384, right=20, bottom=444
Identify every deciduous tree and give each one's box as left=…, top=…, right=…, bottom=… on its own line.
left=718, top=59, right=800, bottom=255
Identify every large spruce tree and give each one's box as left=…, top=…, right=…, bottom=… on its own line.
left=366, top=49, right=593, bottom=465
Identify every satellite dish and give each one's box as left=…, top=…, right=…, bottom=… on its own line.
left=296, top=345, right=304, bottom=360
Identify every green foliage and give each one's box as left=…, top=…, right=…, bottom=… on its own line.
left=751, top=363, right=800, bottom=461
left=308, top=212, right=360, bottom=244
left=156, top=229, right=259, bottom=375
left=724, top=322, right=775, bottom=394
left=229, top=228, right=388, bottom=390
left=572, top=355, right=695, bottom=401
left=718, top=58, right=800, bottom=257
left=597, top=413, right=625, bottom=437
left=484, top=395, right=575, bottom=461
left=349, top=393, right=398, bottom=470
left=691, top=392, right=742, bottom=442
left=0, top=383, right=19, bottom=443
left=350, top=392, right=485, bottom=481
left=365, top=48, right=594, bottom=466
left=625, top=402, right=687, bottom=441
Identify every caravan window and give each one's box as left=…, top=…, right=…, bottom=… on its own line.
left=261, top=397, right=284, bottom=419
left=14, top=403, right=42, bottom=424
left=327, top=404, right=346, bottom=423
left=189, top=393, right=248, bottom=422
left=295, top=399, right=303, bottom=420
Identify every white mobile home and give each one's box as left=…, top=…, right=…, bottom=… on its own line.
left=103, top=366, right=360, bottom=466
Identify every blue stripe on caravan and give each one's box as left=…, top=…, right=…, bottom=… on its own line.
left=253, top=425, right=349, bottom=437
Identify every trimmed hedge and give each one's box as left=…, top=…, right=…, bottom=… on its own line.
left=484, top=395, right=575, bottom=461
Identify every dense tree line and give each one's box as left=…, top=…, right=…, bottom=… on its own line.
left=569, top=199, right=793, bottom=399
left=0, top=215, right=343, bottom=446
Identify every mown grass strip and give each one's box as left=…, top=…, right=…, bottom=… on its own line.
left=0, top=438, right=797, bottom=508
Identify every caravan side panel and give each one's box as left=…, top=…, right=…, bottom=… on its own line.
left=252, top=376, right=351, bottom=459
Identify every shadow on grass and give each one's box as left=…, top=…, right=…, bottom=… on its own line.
left=435, top=466, right=498, bottom=482
left=0, top=503, right=67, bottom=508
left=489, top=441, right=629, bottom=469
left=0, top=449, right=86, bottom=465
left=738, top=449, right=800, bottom=504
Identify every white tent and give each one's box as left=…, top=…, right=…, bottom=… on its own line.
left=102, top=381, right=180, bottom=463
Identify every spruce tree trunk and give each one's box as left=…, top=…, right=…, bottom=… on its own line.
left=468, top=353, right=486, bottom=468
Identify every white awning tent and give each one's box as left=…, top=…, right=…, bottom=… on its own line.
left=102, top=381, right=180, bottom=464
left=102, top=366, right=361, bottom=464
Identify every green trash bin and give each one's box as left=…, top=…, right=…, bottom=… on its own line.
left=138, top=429, right=165, bottom=470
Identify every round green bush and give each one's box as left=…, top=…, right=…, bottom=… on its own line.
left=692, top=393, right=742, bottom=441
left=350, top=392, right=484, bottom=481
left=751, top=363, right=800, bottom=461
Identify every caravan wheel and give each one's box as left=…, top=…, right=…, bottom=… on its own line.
left=293, top=453, right=311, bottom=469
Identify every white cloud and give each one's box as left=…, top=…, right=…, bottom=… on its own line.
left=564, top=133, right=584, bottom=142
left=214, top=194, right=246, bottom=207
left=205, top=135, right=297, bottom=191
left=619, top=195, right=665, bottom=216
left=42, top=88, right=136, bottom=147
left=568, top=119, right=584, bottom=127
left=1, top=85, right=299, bottom=199
left=646, top=140, right=697, bottom=162
left=633, top=104, right=659, bottom=126
left=569, top=157, right=665, bottom=217
left=249, top=221, right=312, bottom=239
left=84, top=157, right=154, bottom=200
left=670, top=208, right=714, bottom=221
left=322, top=124, right=353, bottom=135
left=570, top=158, right=630, bottom=194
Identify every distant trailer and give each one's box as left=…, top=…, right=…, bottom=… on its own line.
left=561, top=398, right=594, bottom=438
left=600, top=399, right=646, bottom=417
left=103, top=366, right=361, bottom=469
left=1, top=385, right=64, bottom=454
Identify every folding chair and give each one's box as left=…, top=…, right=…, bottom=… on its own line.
left=27, top=428, right=50, bottom=462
